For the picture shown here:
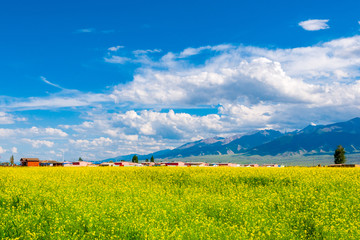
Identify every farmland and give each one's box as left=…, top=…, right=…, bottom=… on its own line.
left=0, top=167, right=359, bottom=239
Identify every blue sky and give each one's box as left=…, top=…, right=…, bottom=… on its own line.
left=1, top=0, right=360, bottom=161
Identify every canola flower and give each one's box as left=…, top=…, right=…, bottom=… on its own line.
left=0, top=167, right=359, bottom=239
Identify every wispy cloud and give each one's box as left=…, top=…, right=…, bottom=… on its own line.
left=76, top=28, right=95, bottom=33
left=40, top=76, right=64, bottom=90
left=108, top=46, right=124, bottom=52
left=298, top=19, right=330, bottom=31
left=104, top=56, right=131, bottom=64
left=179, top=46, right=211, bottom=58
left=133, top=49, right=162, bottom=55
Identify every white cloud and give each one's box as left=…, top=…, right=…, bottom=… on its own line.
left=179, top=46, right=211, bottom=58
left=45, top=128, right=68, bottom=137
left=110, top=35, right=360, bottom=111
left=298, top=19, right=329, bottom=31
left=0, top=112, right=26, bottom=124
left=40, top=76, right=64, bottom=89
left=242, top=36, right=360, bottom=80
left=111, top=57, right=321, bottom=106
left=103, top=110, right=224, bottom=140
left=0, top=127, right=68, bottom=139
left=76, top=28, right=95, bottom=33
left=104, top=56, right=131, bottom=64
left=69, top=137, right=113, bottom=149
left=108, top=46, right=124, bottom=52
left=0, top=146, right=6, bottom=154
left=24, top=139, right=54, bottom=148
left=3, top=92, right=111, bottom=110
left=3, top=35, right=360, bottom=159
left=133, top=49, right=162, bottom=55
left=11, top=147, right=17, bottom=154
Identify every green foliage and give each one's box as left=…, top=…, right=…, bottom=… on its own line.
left=10, top=155, right=14, bottom=166
left=150, top=155, right=155, bottom=162
left=334, top=145, right=346, bottom=164
left=78, top=157, right=83, bottom=162
left=132, top=155, right=138, bottom=163
left=145, top=159, right=149, bottom=162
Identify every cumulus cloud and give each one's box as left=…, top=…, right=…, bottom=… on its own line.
left=24, top=139, right=54, bottom=148
left=0, top=146, right=6, bottom=154
left=69, top=137, right=113, bottom=149
left=110, top=57, right=321, bottom=107
left=298, top=19, right=330, bottom=31
left=108, top=110, right=224, bottom=139
left=45, top=128, right=68, bottom=137
left=11, top=147, right=18, bottom=154
left=247, top=36, right=360, bottom=80
left=110, top=35, right=360, bottom=110
left=0, top=112, right=26, bottom=124
left=3, top=35, right=360, bottom=159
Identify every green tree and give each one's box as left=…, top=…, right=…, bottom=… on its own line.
left=10, top=155, right=14, bottom=166
left=132, top=155, right=138, bottom=163
left=145, top=159, right=149, bottom=162
left=109, top=160, right=114, bottom=163
left=78, top=157, right=83, bottom=162
left=334, top=145, right=346, bottom=164
left=150, top=155, right=155, bottom=162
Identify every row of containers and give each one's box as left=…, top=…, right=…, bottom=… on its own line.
left=19, top=158, right=284, bottom=167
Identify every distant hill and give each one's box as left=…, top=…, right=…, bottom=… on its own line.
left=101, top=129, right=283, bottom=162
left=248, top=117, right=360, bottom=155
left=100, top=117, right=360, bottom=162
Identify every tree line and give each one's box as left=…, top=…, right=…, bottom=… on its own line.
left=131, top=155, right=155, bottom=163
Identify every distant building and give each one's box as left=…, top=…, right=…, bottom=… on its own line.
left=141, top=162, right=156, bottom=166
left=165, top=162, right=185, bottom=167
left=262, top=164, right=278, bottom=167
left=99, top=162, right=115, bottom=167
left=245, top=164, right=259, bottom=167
left=328, top=164, right=360, bottom=168
left=114, top=162, right=137, bottom=167
left=185, top=162, right=209, bottom=167
left=63, top=161, right=73, bottom=167
left=72, top=161, right=92, bottom=167
left=20, top=158, right=40, bottom=167
left=216, top=163, right=238, bottom=167
left=40, top=160, right=63, bottom=167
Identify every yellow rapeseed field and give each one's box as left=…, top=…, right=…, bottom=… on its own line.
left=0, top=167, right=359, bottom=239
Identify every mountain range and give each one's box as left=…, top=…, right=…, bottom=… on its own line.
left=102, top=117, right=360, bottom=162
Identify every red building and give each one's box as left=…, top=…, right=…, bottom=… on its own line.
left=114, top=162, right=137, bottom=167
left=20, top=158, right=40, bottom=167
left=165, top=162, right=185, bottom=167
